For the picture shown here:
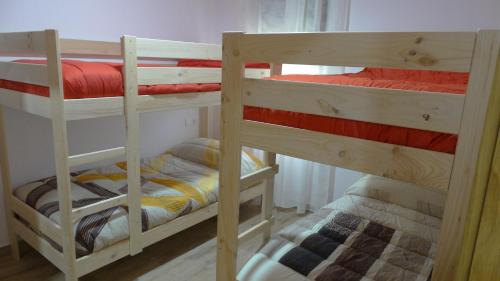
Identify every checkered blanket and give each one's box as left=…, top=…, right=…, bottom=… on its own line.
left=239, top=189, right=440, bottom=281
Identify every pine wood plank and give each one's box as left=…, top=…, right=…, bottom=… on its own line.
left=241, top=32, right=476, bottom=71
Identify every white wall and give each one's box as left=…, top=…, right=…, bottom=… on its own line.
left=349, top=0, right=500, bottom=31
left=0, top=0, right=253, bottom=247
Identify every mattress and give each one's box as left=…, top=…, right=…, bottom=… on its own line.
left=0, top=60, right=268, bottom=99
left=13, top=138, right=263, bottom=256
left=238, top=175, right=444, bottom=281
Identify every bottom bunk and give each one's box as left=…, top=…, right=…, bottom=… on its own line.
left=11, top=138, right=265, bottom=257
left=238, top=174, right=446, bottom=281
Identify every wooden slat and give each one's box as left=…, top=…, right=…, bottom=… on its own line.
left=0, top=31, right=46, bottom=56
left=75, top=240, right=129, bottom=277
left=245, top=68, right=270, bottom=79
left=237, top=219, right=273, bottom=244
left=10, top=196, right=63, bottom=246
left=0, top=106, right=21, bottom=260
left=122, top=35, right=143, bottom=256
left=137, top=91, right=220, bottom=112
left=241, top=120, right=454, bottom=190
left=433, top=30, right=500, bottom=281
left=68, top=146, right=125, bottom=167
left=138, top=67, right=270, bottom=85
left=141, top=182, right=264, bottom=248
left=0, top=61, right=48, bottom=86
left=240, top=32, right=476, bottom=71
left=469, top=130, right=500, bottom=281
left=72, top=194, right=127, bottom=222
left=136, top=38, right=221, bottom=60
left=60, top=38, right=121, bottom=58
left=240, top=165, right=279, bottom=188
left=138, top=67, right=221, bottom=85
left=243, top=78, right=464, bottom=134
left=12, top=219, right=66, bottom=272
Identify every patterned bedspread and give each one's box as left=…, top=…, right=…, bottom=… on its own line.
left=13, top=138, right=263, bottom=256
left=238, top=184, right=441, bottom=281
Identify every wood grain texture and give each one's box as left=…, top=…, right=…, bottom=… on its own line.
left=71, top=194, right=128, bottom=222
left=46, top=29, right=78, bottom=281
left=241, top=120, right=454, bottom=190
left=138, top=67, right=222, bottom=85
left=121, top=35, right=143, bottom=256
left=433, top=30, right=500, bottom=281
left=0, top=106, right=20, bottom=260
left=241, top=32, right=476, bottom=71
left=136, top=38, right=221, bottom=60
left=0, top=30, right=46, bottom=56
left=68, top=147, right=125, bottom=167
left=217, top=32, right=245, bottom=281
left=469, top=130, right=500, bottom=281
left=60, top=39, right=121, bottom=58
left=243, top=78, right=465, bottom=134
left=0, top=61, right=48, bottom=86
left=10, top=197, right=63, bottom=246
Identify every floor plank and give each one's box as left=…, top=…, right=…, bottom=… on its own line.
left=0, top=200, right=302, bottom=281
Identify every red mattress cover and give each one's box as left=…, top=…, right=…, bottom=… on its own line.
left=0, top=60, right=468, bottom=154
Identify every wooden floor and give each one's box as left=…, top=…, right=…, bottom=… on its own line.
left=0, top=200, right=302, bottom=281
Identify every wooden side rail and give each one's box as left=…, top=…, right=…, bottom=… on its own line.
left=240, top=32, right=476, bottom=72
left=136, top=38, right=221, bottom=60
left=241, top=120, right=453, bottom=190
left=243, top=78, right=465, bottom=134
left=0, top=61, right=49, bottom=86
left=0, top=30, right=47, bottom=56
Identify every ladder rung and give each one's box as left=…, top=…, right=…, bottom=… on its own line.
left=72, top=194, right=127, bottom=221
left=68, top=146, right=126, bottom=167
left=238, top=218, right=274, bottom=243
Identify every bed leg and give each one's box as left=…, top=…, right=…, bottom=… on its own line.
left=45, top=29, right=79, bottom=281
left=261, top=152, right=276, bottom=243
left=0, top=106, right=21, bottom=261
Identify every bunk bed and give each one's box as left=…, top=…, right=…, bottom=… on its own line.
left=216, top=31, right=500, bottom=281
left=0, top=30, right=275, bottom=281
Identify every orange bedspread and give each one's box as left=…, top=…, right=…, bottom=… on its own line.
left=244, top=68, right=468, bottom=154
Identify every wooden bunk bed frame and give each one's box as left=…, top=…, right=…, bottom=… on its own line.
left=0, top=29, right=274, bottom=281
left=217, top=31, right=500, bottom=281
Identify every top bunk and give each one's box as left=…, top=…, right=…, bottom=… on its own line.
left=221, top=30, right=500, bottom=191
left=0, top=30, right=270, bottom=120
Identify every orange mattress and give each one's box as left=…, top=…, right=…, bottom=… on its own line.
left=0, top=60, right=468, bottom=154
left=244, top=68, right=469, bottom=154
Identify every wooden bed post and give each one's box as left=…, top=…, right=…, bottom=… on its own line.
left=217, top=32, right=245, bottom=281
left=121, top=35, right=143, bottom=256
left=432, top=30, right=500, bottom=281
left=45, top=29, right=78, bottom=281
left=261, top=63, right=280, bottom=242
left=199, top=107, right=210, bottom=138
left=0, top=106, right=21, bottom=260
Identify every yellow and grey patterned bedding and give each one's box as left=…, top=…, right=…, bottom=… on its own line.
left=238, top=175, right=443, bottom=281
left=13, top=138, right=263, bottom=256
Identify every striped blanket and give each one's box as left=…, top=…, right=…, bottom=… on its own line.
left=238, top=176, right=441, bottom=281
left=14, top=138, right=263, bottom=256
